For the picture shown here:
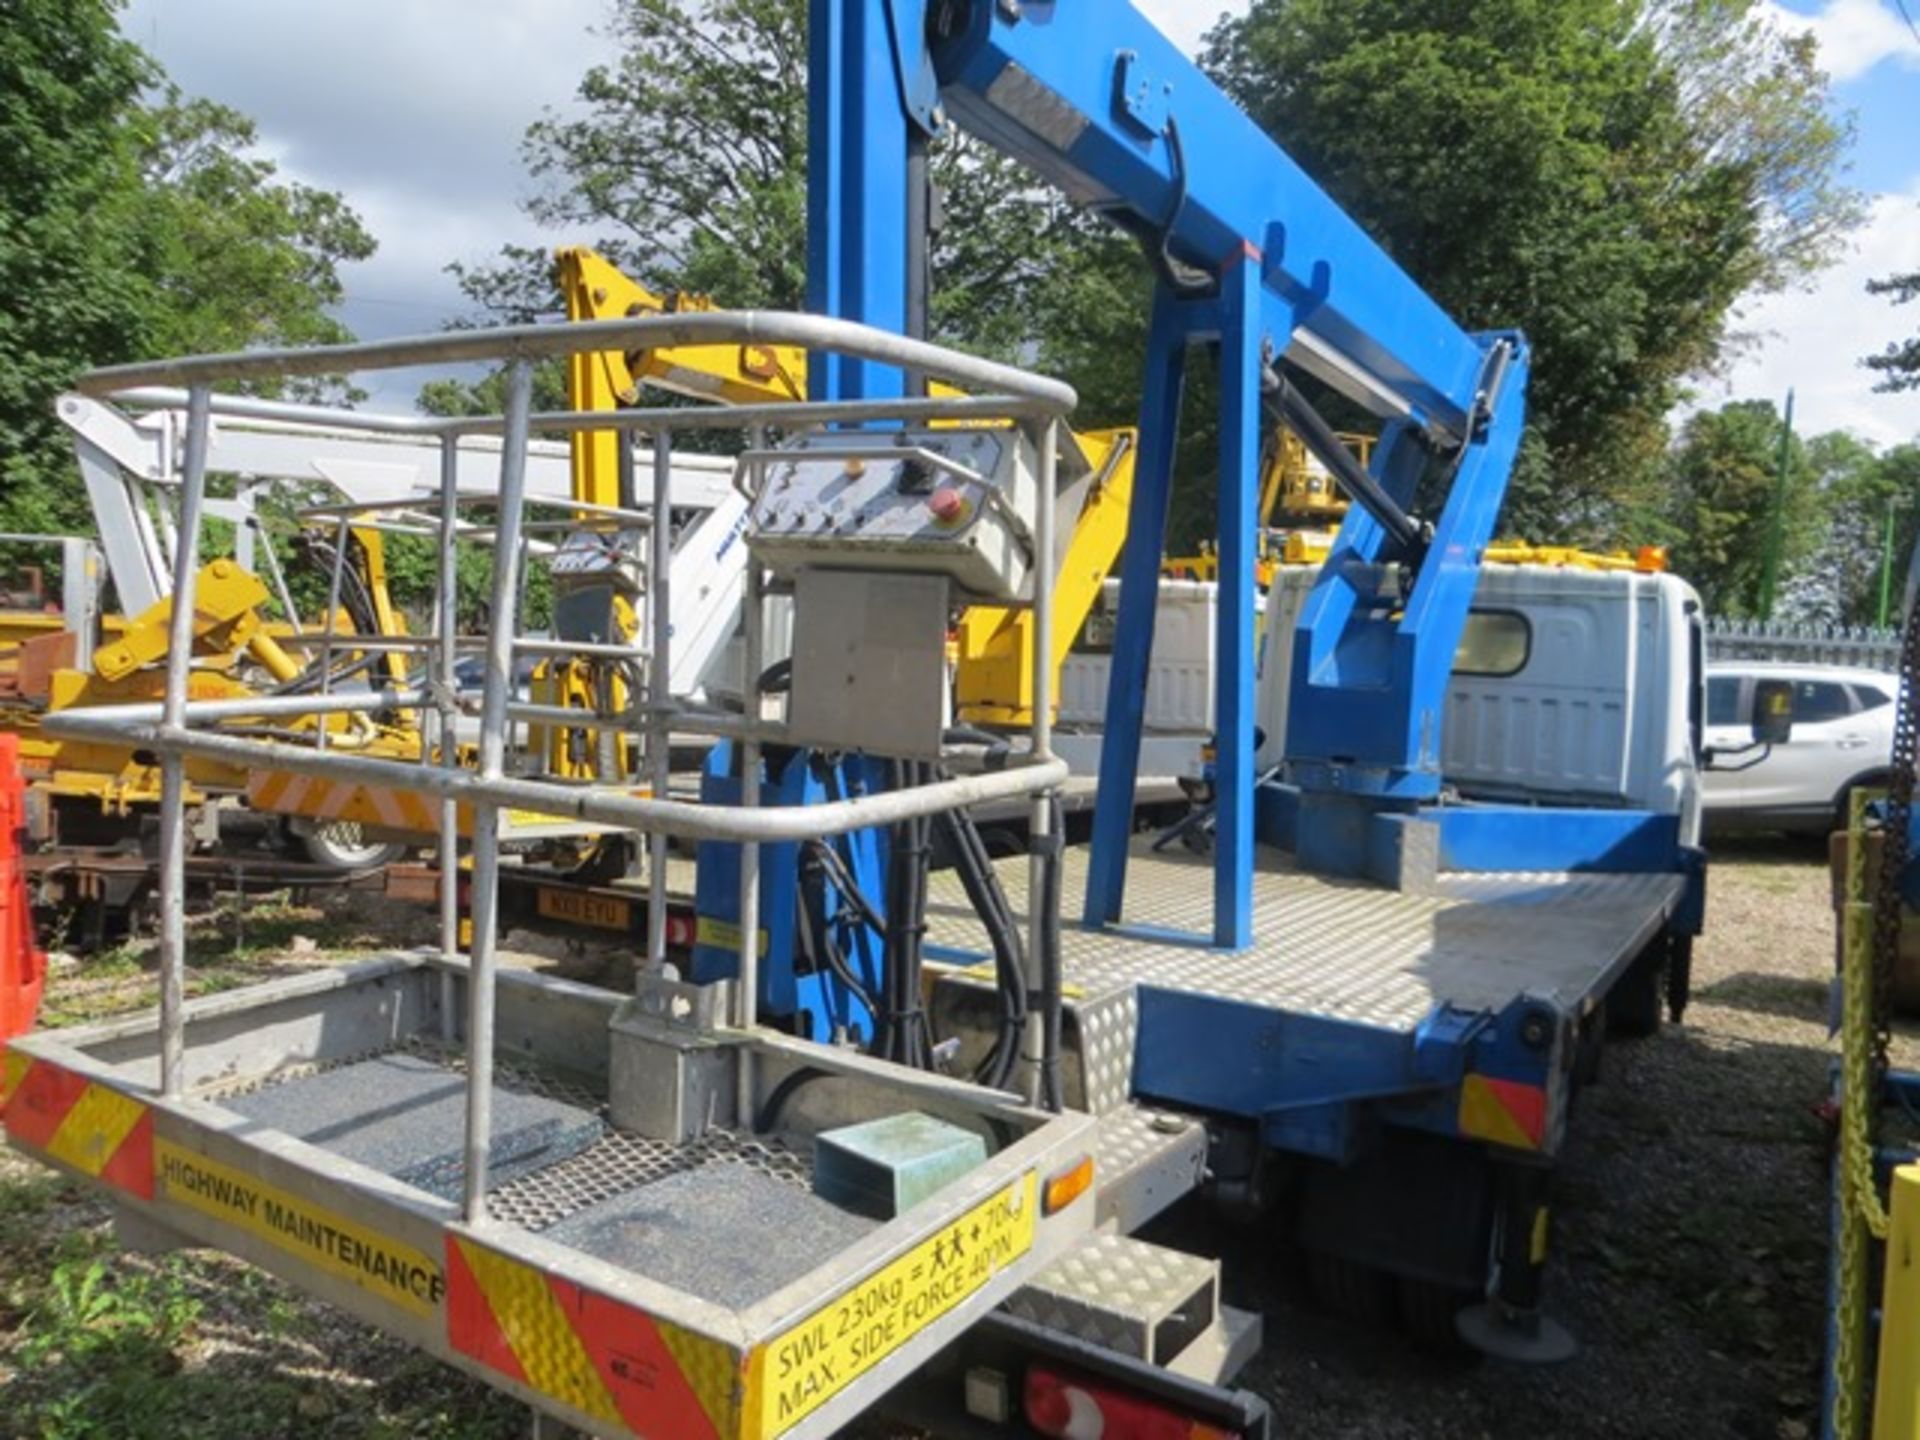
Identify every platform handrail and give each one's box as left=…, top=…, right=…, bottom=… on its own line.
left=74, top=312, right=1079, bottom=414
left=80, top=309, right=1071, bottom=1225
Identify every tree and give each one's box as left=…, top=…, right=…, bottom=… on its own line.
left=0, top=1, right=375, bottom=538
left=1664, top=400, right=1821, bottom=617
left=433, top=0, right=1153, bottom=430
left=1866, top=268, right=1920, bottom=393
left=1204, top=0, right=1861, bottom=542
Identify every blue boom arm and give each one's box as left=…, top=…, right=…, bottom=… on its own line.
left=816, top=0, right=1529, bottom=944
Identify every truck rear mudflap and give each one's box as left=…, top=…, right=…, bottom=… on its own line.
left=0, top=953, right=1099, bottom=1440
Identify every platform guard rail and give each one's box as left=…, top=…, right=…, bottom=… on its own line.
left=38, top=311, right=1076, bottom=1223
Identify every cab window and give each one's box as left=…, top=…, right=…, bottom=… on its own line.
left=1854, top=683, right=1893, bottom=713
left=1453, top=610, right=1530, bottom=677
left=1707, top=676, right=1742, bottom=726
left=1791, top=680, right=1853, bottom=725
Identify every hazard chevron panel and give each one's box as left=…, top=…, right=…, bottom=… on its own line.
left=446, top=1232, right=744, bottom=1439
left=1456, top=1073, right=1547, bottom=1151
left=248, top=771, right=443, bottom=837
left=0, top=1053, right=154, bottom=1199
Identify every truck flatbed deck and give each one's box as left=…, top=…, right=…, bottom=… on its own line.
left=927, top=841, right=1684, bottom=1154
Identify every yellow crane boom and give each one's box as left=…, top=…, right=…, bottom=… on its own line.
left=556, top=245, right=1135, bottom=727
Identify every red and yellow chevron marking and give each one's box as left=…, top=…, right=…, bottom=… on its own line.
left=248, top=771, right=441, bottom=837
left=1458, top=1074, right=1547, bottom=1151
left=0, top=1048, right=29, bottom=1113
left=446, top=1234, right=737, bottom=1439
left=0, top=1057, right=153, bottom=1199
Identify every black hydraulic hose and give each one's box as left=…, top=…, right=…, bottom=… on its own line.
left=806, top=839, right=886, bottom=936
left=935, top=807, right=1027, bottom=1091
left=795, top=864, right=881, bottom=1027
left=955, top=808, right=1029, bottom=1092
left=1036, top=794, right=1065, bottom=1113
left=882, top=759, right=934, bottom=1070
left=942, top=724, right=1011, bottom=770
left=754, top=1065, right=829, bottom=1135
left=1266, top=373, right=1425, bottom=555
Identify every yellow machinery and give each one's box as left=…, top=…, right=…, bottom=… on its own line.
left=556, top=246, right=1138, bottom=729
left=1164, top=430, right=1373, bottom=587
left=1, top=523, right=419, bottom=866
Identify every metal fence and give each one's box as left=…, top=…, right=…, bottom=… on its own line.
left=1706, top=618, right=1901, bottom=672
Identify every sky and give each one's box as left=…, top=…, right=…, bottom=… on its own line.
left=121, top=0, right=1920, bottom=445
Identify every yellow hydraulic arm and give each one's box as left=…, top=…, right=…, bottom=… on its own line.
left=556, top=246, right=1137, bottom=726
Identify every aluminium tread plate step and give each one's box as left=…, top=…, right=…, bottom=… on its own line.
left=925, top=842, right=1683, bottom=1034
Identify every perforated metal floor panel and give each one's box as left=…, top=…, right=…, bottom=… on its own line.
left=926, top=842, right=1682, bottom=1034
left=209, top=1043, right=820, bottom=1236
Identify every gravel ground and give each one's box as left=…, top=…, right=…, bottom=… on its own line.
left=0, top=839, right=1861, bottom=1437
left=1186, top=834, right=1854, bottom=1440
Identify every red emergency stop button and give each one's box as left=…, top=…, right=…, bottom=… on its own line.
left=928, top=486, right=968, bottom=526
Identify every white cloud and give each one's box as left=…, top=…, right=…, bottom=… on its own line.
left=1759, top=0, right=1920, bottom=82
left=120, top=0, right=613, bottom=406
left=1691, top=179, right=1920, bottom=446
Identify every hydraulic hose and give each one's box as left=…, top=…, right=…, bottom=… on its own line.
left=935, top=806, right=1028, bottom=1091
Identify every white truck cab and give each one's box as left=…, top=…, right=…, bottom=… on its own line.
left=1262, top=562, right=1707, bottom=833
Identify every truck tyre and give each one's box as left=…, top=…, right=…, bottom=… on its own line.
left=1397, top=1277, right=1480, bottom=1355
left=1304, top=1251, right=1397, bottom=1327
left=1609, top=940, right=1665, bottom=1038
left=298, top=821, right=404, bottom=871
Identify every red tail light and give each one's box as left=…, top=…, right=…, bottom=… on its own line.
left=1024, top=1366, right=1234, bottom=1440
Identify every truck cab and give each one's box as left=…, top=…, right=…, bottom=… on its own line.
left=1261, top=562, right=1707, bottom=842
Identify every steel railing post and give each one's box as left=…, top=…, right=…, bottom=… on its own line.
left=647, top=429, right=674, bottom=979
left=437, top=434, right=461, bottom=1043
left=157, top=384, right=212, bottom=1099
left=462, top=359, right=535, bottom=1222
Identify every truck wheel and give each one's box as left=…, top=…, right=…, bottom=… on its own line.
left=1398, top=1277, right=1480, bottom=1355
left=1304, top=1251, right=1397, bottom=1327
left=1609, top=942, right=1665, bottom=1039
left=299, top=821, right=403, bottom=871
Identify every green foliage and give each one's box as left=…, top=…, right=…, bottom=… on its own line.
left=9, top=1242, right=203, bottom=1439
left=1663, top=400, right=1817, bottom=616
left=1867, top=269, right=1920, bottom=393
left=1205, top=0, right=1860, bottom=542
left=445, top=0, right=1856, bottom=557
left=1661, top=398, right=1920, bottom=625
left=0, top=0, right=375, bottom=537
left=430, top=0, right=1155, bottom=436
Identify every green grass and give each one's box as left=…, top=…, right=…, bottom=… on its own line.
left=0, top=1162, right=525, bottom=1439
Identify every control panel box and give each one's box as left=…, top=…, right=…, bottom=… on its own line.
left=745, top=428, right=1041, bottom=600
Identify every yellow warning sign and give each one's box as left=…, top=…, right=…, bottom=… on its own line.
left=695, top=917, right=770, bottom=957
left=155, top=1139, right=444, bottom=1318
left=752, top=1172, right=1037, bottom=1438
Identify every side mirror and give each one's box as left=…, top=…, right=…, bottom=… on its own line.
left=1751, top=679, right=1794, bottom=746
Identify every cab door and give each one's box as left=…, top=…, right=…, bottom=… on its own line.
left=1701, top=673, right=1753, bottom=811
left=1739, top=677, right=1866, bottom=815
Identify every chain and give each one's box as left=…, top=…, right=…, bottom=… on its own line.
left=1870, top=613, right=1920, bottom=1085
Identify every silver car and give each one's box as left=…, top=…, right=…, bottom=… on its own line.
left=1702, top=661, right=1899, bottom=835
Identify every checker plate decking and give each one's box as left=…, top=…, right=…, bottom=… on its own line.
left=926, top=841, right=1682, bottom=1034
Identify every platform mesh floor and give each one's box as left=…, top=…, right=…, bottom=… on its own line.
left=205, top=1040, right=813, bottom=1230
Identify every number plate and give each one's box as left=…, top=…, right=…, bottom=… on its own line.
left=534, top=886, right=631, bottom=932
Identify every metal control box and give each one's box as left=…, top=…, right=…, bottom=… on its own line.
left=747, top=428, right=1040, bottom=600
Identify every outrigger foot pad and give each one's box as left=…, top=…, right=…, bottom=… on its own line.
left=1454, top=1302, right=1578, bottom=1364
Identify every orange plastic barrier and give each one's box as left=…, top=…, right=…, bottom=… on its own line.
left=0, top=733, right=46, bottom=1041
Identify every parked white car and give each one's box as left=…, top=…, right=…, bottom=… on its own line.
left=1702, top=661, right=1898, bottom=835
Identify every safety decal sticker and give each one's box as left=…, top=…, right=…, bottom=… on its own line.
left=1458, top=1074, right=1548, bottom=1150
left=0, top=1058, right=153, bottom=1199
left=155, top=1139, right=443, bottom=1318
left=446, top=1234, right=735, bottom=1439
left=751, top=1171, right=1038, bottom=1439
